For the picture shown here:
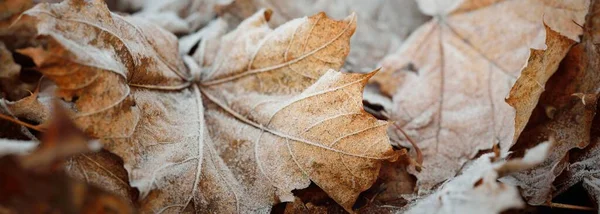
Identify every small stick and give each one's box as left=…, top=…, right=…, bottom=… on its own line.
left=545, top=202, right=595, bottom=211
left=0, top=113, right=45, bottom=132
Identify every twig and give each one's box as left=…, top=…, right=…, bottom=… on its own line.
left=544, top=202, right=596, bottom=211
left=0, top=113, right=46, bottom=132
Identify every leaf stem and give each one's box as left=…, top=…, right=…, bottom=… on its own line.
left=392, top=122, right=423, bottom=167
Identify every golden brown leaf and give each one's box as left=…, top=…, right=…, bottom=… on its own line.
left=506, top=26, right=577, bottom=150
left=503, top=0, right=600, bottom=205
left=374, top=0, right=588, bottom=191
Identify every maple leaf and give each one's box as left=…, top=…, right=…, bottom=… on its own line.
left=372, top=0, right=588, bottom=191
left=217, top=0, right=429, bottom=72
left=405, top=141, right=551, bottom=214
left=503, top=0, right=600, bottom=204
left=15, top=0, right=396, bottom=213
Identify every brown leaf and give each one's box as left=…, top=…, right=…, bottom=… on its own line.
left=66, top=151, right=138, bottom=208
left=506, top=26, right=577, bottom=143
left=17, top=0, right=395, bottom=212
left=218, top=0, right=430, bottom=72
left=0, top=96, right=132, bottom=213
left=503, top=0, right=600, bottom=205
left=0, top=156, right=133, bottom=214
left=373, top=0, right=588, bottom=191
left=554, top=1, right=600, bottom=207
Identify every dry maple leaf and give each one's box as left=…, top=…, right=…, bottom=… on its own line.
left=373, top=0, right=588, bottom=191
left=14, top=0, right=396, bottom=213
left=404, top=141, right=551, bottom=214
left=218, top=0, right=429, bottom=72
left=502, top=0, right=600, bottom=204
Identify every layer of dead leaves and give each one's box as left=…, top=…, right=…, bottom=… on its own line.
left=2, top=0, right=600, bottom=213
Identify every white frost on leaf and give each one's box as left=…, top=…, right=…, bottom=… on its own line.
left=405, top=141, right=551, bottom=214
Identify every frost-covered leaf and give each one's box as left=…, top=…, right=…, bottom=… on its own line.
left=15, top=0, right=396, bottom=213
left=373, top=0, right=588, bottom=191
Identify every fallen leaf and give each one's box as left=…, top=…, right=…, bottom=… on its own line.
left=404, top=141, right=551, bottom=214
left=503, top=0, right=600, bottom=205
left=374, top=0, right=588, bottom=191
left=66, top=151, right=138, bottom=208
left=506, top=26, right=577, bottom=143
left=218, top=0, right=430, bottom=72
left=16, top=0, right=396, bottom=213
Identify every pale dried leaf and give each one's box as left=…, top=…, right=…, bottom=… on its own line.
left=405, top=141, right=551, bottom=214
left=17, top=0, right=214, bottom=213
left=374, top=0, right=588, bottom=191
